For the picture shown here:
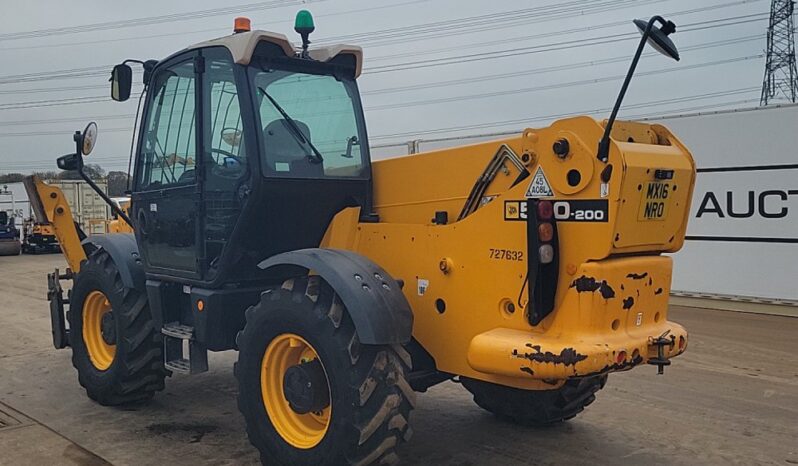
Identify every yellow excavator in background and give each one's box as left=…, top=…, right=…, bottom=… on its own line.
left=22, top=220, right=61, bottom=254
left=25, top=12, right=694, bottom=465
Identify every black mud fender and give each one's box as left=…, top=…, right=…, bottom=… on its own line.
left=82, top=233, right=145, bottom=290
left=258, top=248, right=413, bottom=345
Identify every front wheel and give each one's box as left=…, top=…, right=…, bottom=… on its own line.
left=461, top=375, right=607, bottom=426
left=68, top=248, right=166, bottom=405
left=236, top=276, right=415, bottom=465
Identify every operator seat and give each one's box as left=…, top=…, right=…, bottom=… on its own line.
left=263, top=119, right=324, bottom=177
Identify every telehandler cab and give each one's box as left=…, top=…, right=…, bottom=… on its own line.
left=25, top=11, right=694, bottom=465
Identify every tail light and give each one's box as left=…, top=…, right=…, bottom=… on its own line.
left=527, top=199, right=559, bottom=325
left=538, top=244, right=554, bottom=263
left=538, top=223, right=554, bottom=243
left=537, top=200, right=553, bottom=220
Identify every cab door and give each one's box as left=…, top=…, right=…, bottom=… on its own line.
left=132, top=53, right=201, bottom=277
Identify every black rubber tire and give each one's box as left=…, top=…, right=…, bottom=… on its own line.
left=461, top=375, right=607, bottom=426
left=236, top=276, right=415, bottom=466
left=68, top=248, right=166, bottom=405
left=0, top=240, right=21, bottom=256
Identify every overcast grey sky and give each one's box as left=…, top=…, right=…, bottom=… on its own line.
left=0, top=0, right=771, bottom=174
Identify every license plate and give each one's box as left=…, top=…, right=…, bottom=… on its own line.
left=638, top=181, right=671, bottom=221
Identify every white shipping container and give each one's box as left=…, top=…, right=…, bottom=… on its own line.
left=48, top=180, right=110, bottom=235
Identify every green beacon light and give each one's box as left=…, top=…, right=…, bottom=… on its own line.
left=295, top=10, right=315, bottom=58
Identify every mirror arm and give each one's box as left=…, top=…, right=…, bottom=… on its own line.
left=72, top=131, right=134, bottom=227
left=597, top=16, right=663, bottom=163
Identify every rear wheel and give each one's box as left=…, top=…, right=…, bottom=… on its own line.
left=236, top=276, right=415, bottom=465
left=461, top=375, right=607, bottom=426
left=68, top=248, right=166, bottom=405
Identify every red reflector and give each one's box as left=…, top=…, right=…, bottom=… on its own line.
left=538, top=222, right=554, bottom=242
left=616, top=350, right=627, bottom=364
left=537, top=200, right=553, bottom=220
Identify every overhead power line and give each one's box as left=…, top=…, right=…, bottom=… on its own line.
left=0, top=0, right=431, bottom=52
left=364, top=0, right=767, bottom=63
left=0, top=30, right=763, bottom=101
left=0, top=3, right=765, bottom=86
left=362, top=35, right=764, bottom=96
left=0, top=87, right=763, bottom=170
left=0, top=1, right=636, bottom=84
left=363, top=14, right=769, bottom=74
left=365, top=54, right=764, bottom=112
left=0, top=95, right=108, bottom=110
left=317, top=0, right=657, bottom=44
left=0, top=0, right=317, bottom=42
left=0, top=81, right=758, bottom=139
left=369, top=87, right=761, bottom=143
left=0, top=11, right=767, bottom=105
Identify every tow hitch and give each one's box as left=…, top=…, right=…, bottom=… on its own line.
left=648, top=330, right=676, bottom=375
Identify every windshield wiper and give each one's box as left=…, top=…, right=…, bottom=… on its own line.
left=258, top=86, right=323, bottom=163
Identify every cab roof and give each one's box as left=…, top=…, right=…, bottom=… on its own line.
left=170, top=30, right=363, bottom=78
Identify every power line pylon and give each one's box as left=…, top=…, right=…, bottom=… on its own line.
left=760, top=0, right=798, bottom=105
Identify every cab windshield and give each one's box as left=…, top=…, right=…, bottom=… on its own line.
left=251, top=67, right=367, bottom=178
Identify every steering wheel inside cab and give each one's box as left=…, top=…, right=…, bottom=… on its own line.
left=211, top=128, right=245, bottom=179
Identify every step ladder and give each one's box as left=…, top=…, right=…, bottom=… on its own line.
left=161, top=322, right=208, bottom=375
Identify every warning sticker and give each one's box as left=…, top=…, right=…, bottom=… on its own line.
left=417, top=279, right=429, bottom=296
left=525, top=167, right=553, bottom=198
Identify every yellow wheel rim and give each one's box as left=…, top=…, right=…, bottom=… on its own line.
left=261, top=333, right=331, bottom=449
left=82, top=290, right=116, bottom=371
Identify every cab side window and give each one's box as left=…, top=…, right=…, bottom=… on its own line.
left=137, top=61, right=197, bottom=190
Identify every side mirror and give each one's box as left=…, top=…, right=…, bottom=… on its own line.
left=57, top=122, right=98, bottom=171
left=111, top=64, right=133, bottom=102
left=57, top=153, right=79, bottom=171
left=596, top=15, right=679, bottom=162
left=80, top=121, right=98, bottom=156
left=634, top=18, right=679, bottom=61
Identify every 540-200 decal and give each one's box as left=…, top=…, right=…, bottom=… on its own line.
left=504, top=200, right=609, bottom=222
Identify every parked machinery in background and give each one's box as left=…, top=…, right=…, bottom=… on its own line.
left=0, top=185, right=22, bottom=256
left=22, top=219, right=60, bottom=254
left=0, top=211, right=21, bottom=256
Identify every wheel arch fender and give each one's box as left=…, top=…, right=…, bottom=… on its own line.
left=258, top=248, right=413, bottom=345
left=82, top=233, right=145, bottom=290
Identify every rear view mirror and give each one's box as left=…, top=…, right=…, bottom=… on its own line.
left=111, top=64, right=132, bottom=102
left=57, top=153, right=79, bottom=171
left=634, top=18, right=680, bottom=61
left=80, top=121, right=98, bottom=156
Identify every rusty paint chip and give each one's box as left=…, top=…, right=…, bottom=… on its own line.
left=516, top=345, right=588, bottom=367
left=622, top=296, right=635, bottom=310
left=627, top=272, right=649, bottom=280
left=570, top=275, right=616, bottom=299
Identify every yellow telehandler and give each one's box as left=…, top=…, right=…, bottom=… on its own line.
left=25, top=12, right=694, bottom=465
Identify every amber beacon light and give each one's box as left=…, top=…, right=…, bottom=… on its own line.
left=234, top=17, right=252, bottom=33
